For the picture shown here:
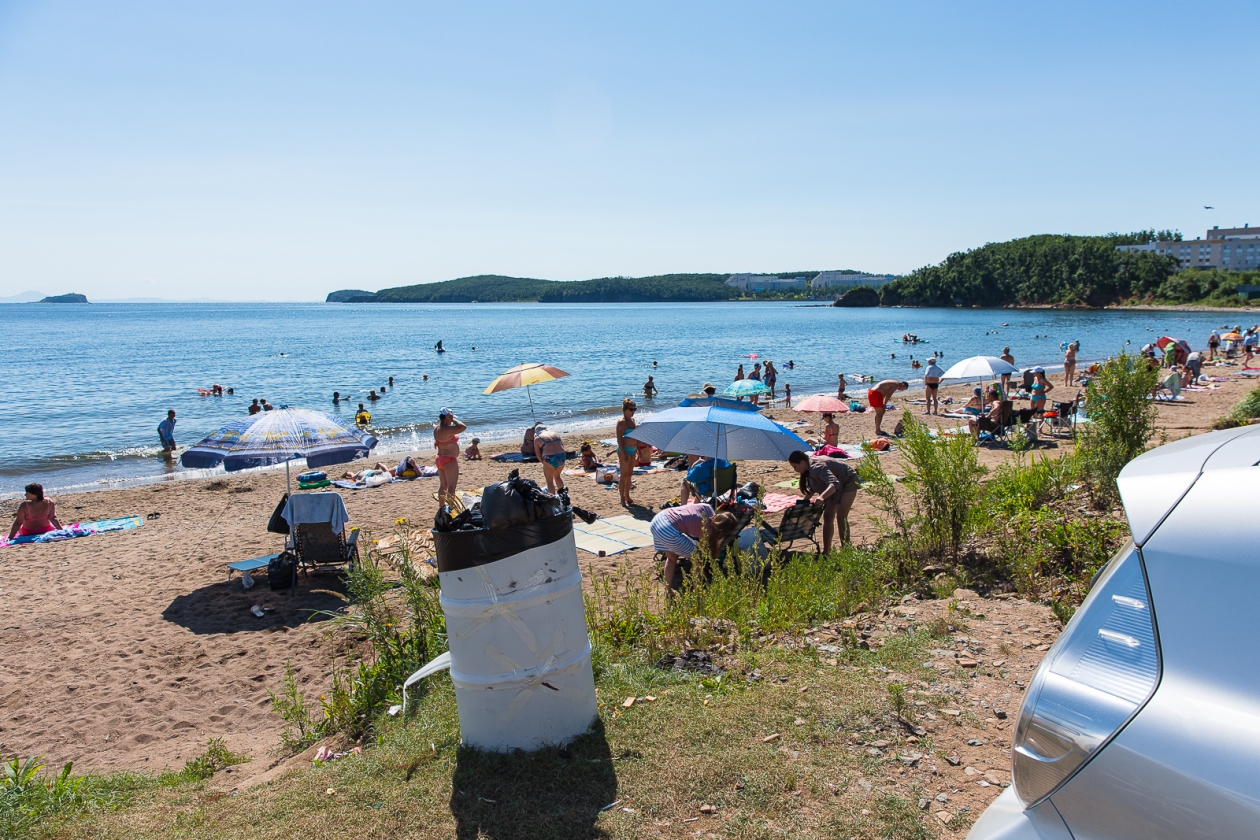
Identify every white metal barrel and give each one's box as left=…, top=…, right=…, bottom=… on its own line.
left=433, top=514, right=597, bottom=752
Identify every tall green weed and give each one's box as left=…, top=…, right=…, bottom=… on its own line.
left=1076, top=352, right=1160, bottom=506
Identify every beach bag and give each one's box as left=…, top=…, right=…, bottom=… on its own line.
left=596, top=466, right=619, bottom=484
left=268, top=552, right=297, bottom=590
left=267, top=494, right=290, bottom=535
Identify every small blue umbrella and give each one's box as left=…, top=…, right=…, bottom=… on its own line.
left=626, top=406, right=809, bottom=462
left=677, top=395, right=760, bottom=411
left=181, top=407, right=377, bottom=491
left=724, top=379, right=771, bottom=399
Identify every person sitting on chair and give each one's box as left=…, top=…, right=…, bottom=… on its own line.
left=679, top=455, right=733, bottom=504
left=968, top=389, right=1004, bottom=441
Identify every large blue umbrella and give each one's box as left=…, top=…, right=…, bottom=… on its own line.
left=626, top=406, right=809, bottom=462
left=677, top=395, right=760, bottom=411
left=181, top=407, right=377, bottom=490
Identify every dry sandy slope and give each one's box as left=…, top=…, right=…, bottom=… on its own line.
left=0, top=368, right=1249, bottom=777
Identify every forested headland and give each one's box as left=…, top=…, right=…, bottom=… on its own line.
left=880, top=230, right=1257, bottom=308
left=326, top=230, right=1260, bottom=308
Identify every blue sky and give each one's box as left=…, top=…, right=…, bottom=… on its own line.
left=0, top=1, right=1255, bottom=301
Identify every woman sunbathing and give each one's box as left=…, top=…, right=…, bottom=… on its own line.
left=9, top=484, right=62, bottom=539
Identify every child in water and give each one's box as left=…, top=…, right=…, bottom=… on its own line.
left=464, top=438, right=482, bottom=460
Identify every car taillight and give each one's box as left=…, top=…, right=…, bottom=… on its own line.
left=1011, top=541, right=1160, bottom=807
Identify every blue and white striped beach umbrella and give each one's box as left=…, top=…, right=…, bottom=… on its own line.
left=625, top=406, right=809, bottom=462
left=180, top=408, right=377, bottom=473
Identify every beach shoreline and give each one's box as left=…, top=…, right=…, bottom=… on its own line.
left=1, top=360, right=1253, bottom=775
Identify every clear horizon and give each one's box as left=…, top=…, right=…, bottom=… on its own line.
left=0, top=1, right=1256, bottom=302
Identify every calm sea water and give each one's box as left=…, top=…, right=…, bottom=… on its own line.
left=0, top=301, right=1238, bottom=495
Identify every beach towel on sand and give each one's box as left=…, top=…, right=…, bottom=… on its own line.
left=0, top=515, right=143, bottom=547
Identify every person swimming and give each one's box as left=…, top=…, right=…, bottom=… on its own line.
left=435, top=340, right=445, bottom=353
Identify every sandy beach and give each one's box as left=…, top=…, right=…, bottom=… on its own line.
left=0, top=366, right=1253, bottom=777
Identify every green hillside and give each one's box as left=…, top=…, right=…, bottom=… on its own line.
left=369, top=273, right=747, bottom=303
left=880, top=231, right=1182, bottom=308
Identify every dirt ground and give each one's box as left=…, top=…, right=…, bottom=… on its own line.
left=0, top=363, right=1250, bottom=781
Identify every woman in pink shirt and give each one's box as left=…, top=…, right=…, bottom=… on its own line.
left=649, top=503, right=739, bottom=591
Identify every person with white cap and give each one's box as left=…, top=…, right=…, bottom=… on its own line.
left=1030, top=367, right=1054, bottom=413
left=922, top=357, right=944, bottom=415
left=532, top=422, right=567, bottom=494
left=434, top=407, right=467, bottom=507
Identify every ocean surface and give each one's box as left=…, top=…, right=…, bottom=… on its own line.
left=0, top=301, right=1241, bottom=496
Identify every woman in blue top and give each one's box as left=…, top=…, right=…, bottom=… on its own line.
left=1030, top=367, right=1054, bottom=412
left=615, top=399, right=638, bottom=507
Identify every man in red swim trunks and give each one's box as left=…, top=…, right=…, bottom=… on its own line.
left=868, top=379, right=908, bottom=438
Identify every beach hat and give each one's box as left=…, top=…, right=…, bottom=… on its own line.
left=1033, top=367, right=1045, bottom=374
left=439, top=407, right=453, bottom=417
left=973, top=387, right=982, bottom=394
left=472, top=437, right=481, bottom=443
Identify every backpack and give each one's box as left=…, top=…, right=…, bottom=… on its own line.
left=268, top=551, right=297, bottom=590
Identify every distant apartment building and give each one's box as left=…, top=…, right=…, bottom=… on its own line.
left=810, top=271, right=896, bottom=290
left=1117, top=225, right=1260, bottom=271
left=724, top=273, right=809, bottom=292
left=724, top=271, right=896, bottom=292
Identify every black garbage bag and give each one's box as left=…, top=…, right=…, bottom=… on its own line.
left=481, top=481, right=532, bottom=531
left=481, top=469, right=563, bottom=530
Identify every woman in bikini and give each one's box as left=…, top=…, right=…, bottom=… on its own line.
left=8, top=483, right=61, bottom=540
left=532, top=424, right=567, bottom=494
left=1063, top=341, right=1078, bottom=386
left=615, top=398, right=638, bottom=507
left=433, top=408, right=467, bottom=507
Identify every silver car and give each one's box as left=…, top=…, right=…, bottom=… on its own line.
left=968, top=425, right=1260, bottom=839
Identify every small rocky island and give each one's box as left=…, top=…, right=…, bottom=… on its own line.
left=40, top=293, right=89, bottom=303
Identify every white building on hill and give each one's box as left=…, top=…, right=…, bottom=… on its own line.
left=1116, top=226, right=1259, bottom=271
left=725, top=271, right=895, bottom=293
left=810, top=271, right=896, bottom=290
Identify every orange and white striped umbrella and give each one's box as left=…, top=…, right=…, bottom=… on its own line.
left=483, top=363, right=571, bottom=424
left=482, top=363, right=570, bottom=395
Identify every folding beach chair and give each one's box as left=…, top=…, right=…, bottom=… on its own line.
left=282, top=492, right=360, bottom=593
left=1154, top=372, right=1183, bottom=401
left=759, top=502, right=824, bottom=555
left=1037, top=397, right=1079, bottom=438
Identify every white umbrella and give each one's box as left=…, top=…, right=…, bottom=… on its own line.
left=940, top=355, right=1019, bottom=380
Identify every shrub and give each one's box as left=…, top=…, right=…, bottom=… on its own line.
left=862, top=414, right=986, bottom=560
left=316, top=548, right=446, bottom=740
left=1076, top=352, right=1161, bottom=507
left=584, top=546, right=893, bottom=657
left=1214, top=385, right=1260, bottom=429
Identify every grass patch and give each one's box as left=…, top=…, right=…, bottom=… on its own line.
left=3, top=738, right=248, bottom=839
left=1213, top=384, right=1260, bottom=430
left=44, top=639, right=947, bottom=840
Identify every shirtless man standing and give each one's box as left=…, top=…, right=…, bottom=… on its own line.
left=868, top=380, right=908, bottom=438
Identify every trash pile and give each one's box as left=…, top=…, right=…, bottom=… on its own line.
left=433, top=469, right=597, bottom=533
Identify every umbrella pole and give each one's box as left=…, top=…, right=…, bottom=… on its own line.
left=526, top=385, right=537, bottom=425
left=286, top=458, right=292, bottom=497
